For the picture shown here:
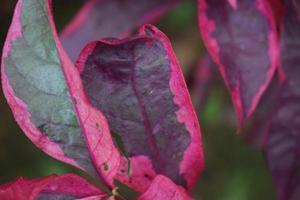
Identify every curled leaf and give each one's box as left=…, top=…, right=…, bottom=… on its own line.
left=76, top=24, right=204, bottom=192
left=1, top=0, right=121, bottom=186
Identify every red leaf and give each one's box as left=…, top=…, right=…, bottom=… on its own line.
left=198, top=0, right=279, bottom=125
left=138, top=175, right=192, bottom=200
left=0, top=174, right=106, bottom=200
left=76, top=24, right=204, bottom=192
left=1, top=0, right=121, bottom=186
left=60, top=0, right=182, bottom=61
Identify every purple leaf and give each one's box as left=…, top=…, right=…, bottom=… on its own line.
left=264, top=1, right=300, bottom=199
left=198, top=0, right=279, bottom=125
left=1, top=0, right=121, bottom=187
left=60, top=0, right=182, bottom=61
left=0, top=174, right=106, bottom=200
left=244, top=75, right=280, bottom=147
left=76, top=24, right=204, bottom=192
left=191, top=54, right=216, bottom=113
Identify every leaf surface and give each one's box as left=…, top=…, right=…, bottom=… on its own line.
left=138, top=175, right=192, bottom=200
left=264, top=1, right=300, bottom=199
left=60, top=0, right=182, bottom=61
left=1, top=0, right=121, bottom=186
left=0, top=174, right=106, bottom=200
left=244, top=75, right=280, bottom=147
left=191, top=54, right=216, bottom=113
left=198, top=0, right=279, bottom=124
left=76, top=24, right=204, bottom=192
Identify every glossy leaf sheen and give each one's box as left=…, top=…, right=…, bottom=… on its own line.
left=0, top=174, right=105, bottom=200
left=138, top=175, right=192, bottom=200
left=1, top=0, right=121, bottom=186
left=198, top=0, right=279, bottom=124
left=77, top=25, right=204, bottom=191
left=60, top=0, right=182, bottom=61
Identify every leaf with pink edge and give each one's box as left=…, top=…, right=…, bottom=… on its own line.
left=198, top=0, right=279, bottom=125
left=1, top=0, right=121, bottom=186
left=76, top=24, right=204, bottom=192
left=0, top=174, right=107, bottom=200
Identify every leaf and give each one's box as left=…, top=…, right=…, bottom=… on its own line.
left=1, top=0, right=121, bottom=186
left=0, top=174, right=106, bottom=200
left=60, top=0, right=182, bottom=61
left=138, top=175, right=192, bottom=200
left=243, top=75, right=280, bottom=147
left=190, top=54, right=216, bottom=113
left=76, top=24, right=204, bottom=192
left=268, top=0, right=284, bottom=27
left=113, top=180, right=140, bottom=200
left=198, top=0, right=279, bottom=125
left=263, top=1, right=300, bottom=199
left=264, top=86, right=299, bottom=200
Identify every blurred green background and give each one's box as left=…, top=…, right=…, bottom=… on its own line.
left=0, top=0, right=276, bottom=199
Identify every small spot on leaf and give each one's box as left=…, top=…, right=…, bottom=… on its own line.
left=72, top=97, right=77, bottom=105
left=103, top=163, right=109, bottom=171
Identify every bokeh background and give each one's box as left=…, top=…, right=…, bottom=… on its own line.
left=0, top=0, right=276, bottom=199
